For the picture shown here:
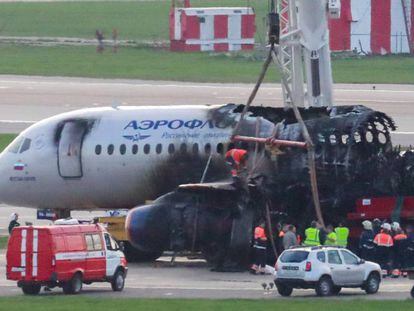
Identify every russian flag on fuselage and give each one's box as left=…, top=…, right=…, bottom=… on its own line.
left=14, top=163, right=25, bottom=171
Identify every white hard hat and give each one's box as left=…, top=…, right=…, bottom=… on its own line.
left=391, top=222, right=400, bottom=231
left=383, top=223, right=391, bottom=231
left=362, top=220, right=372, bottom=230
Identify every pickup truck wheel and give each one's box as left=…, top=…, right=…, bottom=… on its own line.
left=411, top=286, right=414, bottom=298
left=63, top=273, right=83, bottom=295
left=276, top=283, right=293, bottom=297
left=315, top=276, right=333, bottom=296
left=111, top=270, right=125, bottom=292
left=22, top=284, right=41, bottom=295
left=365, top=273, right=380, bottom=294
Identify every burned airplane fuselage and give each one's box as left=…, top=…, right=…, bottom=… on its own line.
left=126, top=104, right=414, bottom=268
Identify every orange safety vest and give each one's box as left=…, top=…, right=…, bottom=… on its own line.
left=225, top=149, right=247, bottom=176
left=254, top=227, right=267, bottom=241
left=374, top=233, right=394, bottom=247
left=394, top=234, right=407, bottom=241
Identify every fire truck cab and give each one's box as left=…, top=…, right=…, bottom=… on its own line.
left=6, top=224, right=128, bottom=295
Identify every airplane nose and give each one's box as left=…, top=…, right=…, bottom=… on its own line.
left=126, top=204, right=171, bottom=253
left=0, top=153, right=12, bottom=204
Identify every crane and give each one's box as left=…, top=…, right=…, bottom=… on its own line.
left=277, top=0, right=341, bottom=108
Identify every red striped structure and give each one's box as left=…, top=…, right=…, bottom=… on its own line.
left=170, top=7, right=255, bottom=52
left=329, top=0, right=414, bottom=54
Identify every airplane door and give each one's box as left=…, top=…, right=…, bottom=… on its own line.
left=58, top=121, right=87, bottom=178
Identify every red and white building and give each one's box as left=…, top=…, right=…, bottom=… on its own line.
left=169, top=6, right=255, bottom=52
left=330, top=0, right=414, bottom=54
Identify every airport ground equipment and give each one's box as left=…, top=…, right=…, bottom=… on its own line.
left=6, top=224, right=127, bottom=295
left=274, top=246, right=381, bottom=296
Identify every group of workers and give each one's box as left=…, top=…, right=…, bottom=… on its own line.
left=359, top=219, right=414, bottom=277
left=250, top=218, right=414, bottom=277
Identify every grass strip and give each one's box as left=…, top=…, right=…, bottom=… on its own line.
left=0, top=297, right=412, bottom=311
left=0, top=1, right=268, bottom=42
left=0, top=45, right=413, bottom=84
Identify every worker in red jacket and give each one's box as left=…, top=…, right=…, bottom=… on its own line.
left=251, top=222, right=267, bottom=274
left=225, top=149, right=248, bottom=177
left=374, top=223, right=394, bottom=277
left=392, top=229, right=408, bottom=278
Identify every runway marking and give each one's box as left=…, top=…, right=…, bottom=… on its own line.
left=0, top=79, right=413, bottom=94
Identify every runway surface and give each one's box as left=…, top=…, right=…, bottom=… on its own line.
left=0, top=75, right=413, bottom=145
left=0, top=251, right=412, bottom=299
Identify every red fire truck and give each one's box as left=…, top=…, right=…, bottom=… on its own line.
left=347, top=196, right=414, bottom=240
left=6, top=224, right=128, bottom=295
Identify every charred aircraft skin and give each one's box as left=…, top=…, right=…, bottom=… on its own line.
left=126, top=104, right=414, bottom=269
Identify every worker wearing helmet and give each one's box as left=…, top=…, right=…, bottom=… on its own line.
left=391, top=222, right=401, bottom=237
left=8, top=213, right=20, bottom=235
left=372, top=218, right=382, bottom=235
left=359, top=220, right=375, bottom=261
left=374, top=223, right=394, bottom=277
left=225, top=149, right=248, bottom=177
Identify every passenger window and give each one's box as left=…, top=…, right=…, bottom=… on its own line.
left=205, top=143, right=211, bottom=154
left=108, top=144, right=114, bottom=155
left=156, top=144, right=162, bottom=154
left=132, top=144, right=138, bottom=154
left=65, top=235, right=84, bottom=252
left=85, top=235, right=94, bottom=251
left=192, top=143, right=199, bottom=154
left=92, top=234, right=102, bottom=250
left=216, top=143, right=224, bottom=155
left=341, top=250, right=359, bottom=265
left=53, top=236, right=66, bottom=252
left=317, top=251, right=326, bottom=263
left=168, top=144, right=175, bottom=154
left=120, top=144, right=126, bottom=155
left=104, top=233, right=118, bottom=251
left=95, top=145, right=102, bottom=155
left=180, top=143, right=187, bottom=153
left=19, top=138, right=31, bottom=153
left=8, top=137, right=24, bottom=153
left=144, top=144, right=150, bottom=154
left=328, top=250, right=343, bottom=265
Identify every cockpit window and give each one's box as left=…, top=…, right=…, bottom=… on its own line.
left=8, top=137, right=24, bottom=153
left=19, top=138, right=31, bottom=153
left=8, top=137, right=31, bottom=154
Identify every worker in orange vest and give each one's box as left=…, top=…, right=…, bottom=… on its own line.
left=374, top=223, right=394, bottom=277
left=251, top=222, right=267, bottom=274
left=225, top=149, right=248, bottom=177
left=392, top=228, right=408, bottom=278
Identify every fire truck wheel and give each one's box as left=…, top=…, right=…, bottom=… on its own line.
left=63, top=273, right=83, bottom=295
left=21, top=283, right=41, bottom=295
left=111, top=270, right=125, bottom=292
